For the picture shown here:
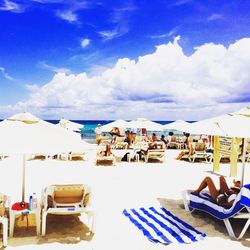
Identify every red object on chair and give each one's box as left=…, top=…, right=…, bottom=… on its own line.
left=12, top=202, right=29, bottom=211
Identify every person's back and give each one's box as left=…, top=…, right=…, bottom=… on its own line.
left=152, top=133, right=158, bottom=142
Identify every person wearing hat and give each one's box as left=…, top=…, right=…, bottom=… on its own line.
left=95, top=123, right=102, bottom=145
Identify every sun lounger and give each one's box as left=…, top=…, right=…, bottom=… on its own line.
left=123, top=206, right=206, bottom=244
left=182, top=184, right=250, bottom=239
left=0, top=193, right=8, bottom=247
left=41, top=184, right=95, bottom=236
left=167, top=136, right=178, bottom=149
left=30, top=153, right=50, bottom=160
left=59, top=152, right=86, bottom=161
left=96, top=152, right=116, bottom=166
left=112, top=136, right=128, bottom=149
left=143, top=149, right=166, bottom=163
left=188, top=143, right=213, bottom=163
left=0, top=154, right=8, bottom=160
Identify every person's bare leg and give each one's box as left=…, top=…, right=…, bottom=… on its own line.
left=193, top=177, right=219, bottom=200
left=219, top=176, right=229, bottom=194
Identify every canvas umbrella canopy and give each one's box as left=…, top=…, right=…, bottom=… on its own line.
left=57, top=118, right=84, bottom=133
left=186, top=114, right=250, bottom=138
left=184, top=114, right=250, bottom=183
left=127, top=118, right=163, bottom=131
left=100, top=119, right=129, bottom=133
left=0, top=113, right=92, bottom=205
left=163, top=120, right=192, bottom=132
left=232, top=106, right=250, bottom=117
left=7, top=112, right=40, bottom=124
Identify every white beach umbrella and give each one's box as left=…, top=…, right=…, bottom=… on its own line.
left=0, top=112, right=92, bottom=204
left=185, top=114, right=250, bottom=183
left=57, top=118, right=84, bottom=133
left=163, top=120, right=192, bottom=132
left=186, top=114, right=250, bottom=138
left=8, top=112, right=39, bottom=124
left=232, top=106, right=250, bottom=117
left=101, top=119, right=129, bottom=133
left=127, top=118, right=163, bottom=131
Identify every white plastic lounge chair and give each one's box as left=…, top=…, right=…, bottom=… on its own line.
left=59, top=152, right=86, bottom=161
left=188, top=143, right=213, bottom=163
left=182, top=184, right=250, bottom=240
left=112, top=136, right=128, bottom=149
left=167, top=136, right=178, bottom=149
left=0, top=154, right=8, bottom=160
left=143, top=149, right=166, bottom=163
left=0, top=193, right=8, bottom=247
left=41, top=184, right=95, bottom=236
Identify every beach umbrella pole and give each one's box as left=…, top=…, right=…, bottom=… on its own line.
left=21, top=154, right=26, bottom=205
left=241, top=139, right=247, bottom=184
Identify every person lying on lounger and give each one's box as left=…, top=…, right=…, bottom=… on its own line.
left=97, top=143, right=113, bottom=157
left=192, top=176, right=241, bottom=208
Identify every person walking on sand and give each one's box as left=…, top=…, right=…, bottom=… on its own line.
left=95, top=123, right=102, bottom=145
left=192, top=176, right=241, bottom=208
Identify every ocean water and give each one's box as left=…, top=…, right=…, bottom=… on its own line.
left=0, top=119, right=193, bottom=143
left=47, top=120, right=179, bottom=143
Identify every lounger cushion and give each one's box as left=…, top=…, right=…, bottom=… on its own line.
left=0, top=193, right=5, bottom=216
left=83, top=193, right=90, bottom=207
left=54, top=185, right=84, bottom=204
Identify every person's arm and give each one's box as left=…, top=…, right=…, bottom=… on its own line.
left=220, top=200, right=235, bottom=208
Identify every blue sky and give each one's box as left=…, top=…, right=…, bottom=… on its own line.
left=0, top=0, right=250, bottom=119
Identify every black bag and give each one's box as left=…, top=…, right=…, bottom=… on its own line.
left=121, top=152, right=129, bottom=161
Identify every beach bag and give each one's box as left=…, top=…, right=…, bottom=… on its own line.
left=0, top=193, right=5, bottom=216
left=121, top=152, right=129, bottom=161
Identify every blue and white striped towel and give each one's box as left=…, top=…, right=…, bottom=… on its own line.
left=123, top=207, right=206, bottom=244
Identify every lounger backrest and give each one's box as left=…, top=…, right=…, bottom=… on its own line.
left=53, top=184, right=84, bottom=204
left=115, top=136, right=126, bottom=143
left=194, top=143, right=206, bottom=151
left=0, top=193, right=5, bottom=216
left=171, top=136, right=177, bottom=142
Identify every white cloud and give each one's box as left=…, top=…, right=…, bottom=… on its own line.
left=54, top=1, right=89, bottom=24
left=172, top=0, right=193, bottom=6
left=98, top=25, right=129, bottom=41
left=56, top=9, right=78, bottom=23
left=207, top=13, right=223, bottom=22
left=0, top=0, right=24, bottom=13
left=2, top=37, right=250, bottom=120
left=81, top=38, right=90, bottom=48
left=150, top=26, right=180, bottom=39
left=38, top=62, right=72, bottom=74
left=0, top=66, right=14, bottom=81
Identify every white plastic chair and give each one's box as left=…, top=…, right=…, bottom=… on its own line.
left=41, top=184, right=95, bottom=236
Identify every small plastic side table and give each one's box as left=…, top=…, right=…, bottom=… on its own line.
left=9, top=204, right=41, bottom=237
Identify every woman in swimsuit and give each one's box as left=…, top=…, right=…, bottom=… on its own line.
left=192, top=176, right=241, bottom=208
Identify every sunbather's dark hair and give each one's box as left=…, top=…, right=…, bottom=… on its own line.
left=169, top=132, right=174, bottom=136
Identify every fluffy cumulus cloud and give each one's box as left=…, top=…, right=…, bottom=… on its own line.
left=80, top=38, right=90, bottom=48
left=2, top=37, right=250, bottom=120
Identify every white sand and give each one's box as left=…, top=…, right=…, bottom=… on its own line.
left=0, top=149, right=250, bottom=249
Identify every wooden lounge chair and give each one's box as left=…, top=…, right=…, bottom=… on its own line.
left=0, top=193, right=8, bottom=247
left=41, top=184, right=94, bottom=236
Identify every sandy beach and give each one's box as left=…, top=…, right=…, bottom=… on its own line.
left=0, top=149, right=250, bottom=250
